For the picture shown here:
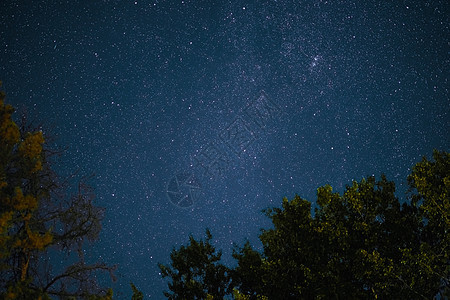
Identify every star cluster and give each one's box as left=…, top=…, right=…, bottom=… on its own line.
left=1, top=0, right=448, bottom=297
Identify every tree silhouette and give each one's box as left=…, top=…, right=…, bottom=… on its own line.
left=161, top=150, right=449, bottom=299
left=159, top=229, right=230, bottom=299
left=0, top=83, right=116, bottom=299
left=131, top=282, right=144, bottom=300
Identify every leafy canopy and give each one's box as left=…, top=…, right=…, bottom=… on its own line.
left=0, top=83, right=116, bottom=299
left=161, top=150, right=449, bottom=299
left=159, top=229, right=230, bottom=299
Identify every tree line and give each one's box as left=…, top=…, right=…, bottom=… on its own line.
left=159, top=151, right=449, bottom=299
left=1, top=83, right=448, bottom=298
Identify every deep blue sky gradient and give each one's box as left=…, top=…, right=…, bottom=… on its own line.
left=1, top=0, right=448, bottom=298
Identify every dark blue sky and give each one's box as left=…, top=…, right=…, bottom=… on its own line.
left=1, top=0, right=448, bottom=298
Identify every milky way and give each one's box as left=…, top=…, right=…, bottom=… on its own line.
left=1, top=1, right=448, bottom=297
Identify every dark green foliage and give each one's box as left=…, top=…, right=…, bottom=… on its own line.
left=231, top=241, right=265, bottom=297
left=131, top=282, right=144, bottom=300
left=160, top=150, right=449, bottom=299
left=407, top=150, right=449, bottom=298
left=238, top=176, right=421, bottom=298
left=158, top=229, right=230, bottom=299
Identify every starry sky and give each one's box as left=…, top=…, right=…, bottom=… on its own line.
left=1, top=0, right=448, bottom=298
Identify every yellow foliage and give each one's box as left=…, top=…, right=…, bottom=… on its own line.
left=0, top=86, right=57, bottom=296
left=14, top=226, right=52, bottom=251
left=0, top=181, right=7, bottom=189
left=0, top=211, right=13, bottom=252
left=31, top=159, right=42, bottom=173
left=344, top=181, right=364, bottom=213
left=18, top=131, right=44, bottom=159
left=317, top=184, right=333, bottom=207
left=233, top=289, right=269, bottom=300
left=21, top=213, right=32, bottom=222
left=2, top=123, right=20, bottom=146
left=314, top=226, right=323, bottom=233
left=0, top=211, right=13, bottom=230
left=11, top=187, right=37, bottom=211
left=444, top=176, right=450, bottom=188
left=0, top=97, right=20, bottom=146
left=5, top=288, right=16, bottom=300
left=26, top=228, right=53, bottom=250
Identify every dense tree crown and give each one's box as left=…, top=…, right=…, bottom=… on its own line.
left=159, top=229, right=229, bottom=299
left=0, top=84, right=122, bottom=299
left=160, top=150, right=449, bottom=299
left=1, top=83, right=447, bottom=299
left=0, top=85, right=52, bottom=298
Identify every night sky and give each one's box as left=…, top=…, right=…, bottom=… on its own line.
left=1, top=0, right=448, bottom=298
